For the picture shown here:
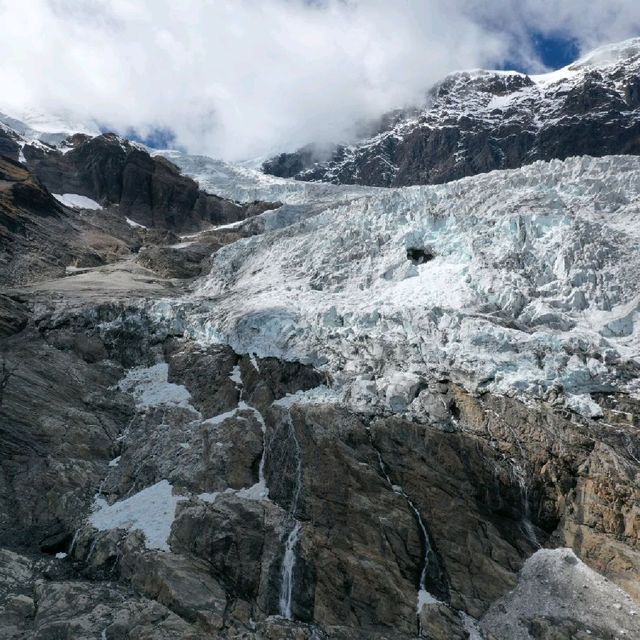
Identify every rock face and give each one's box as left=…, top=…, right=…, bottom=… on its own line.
left=263, top=38, right=640, bottom=187
left=1, top=292, right=638, bottom=638
left=0, top=122, right=279, bottom=286
left=23, top=132, right=278, bottom=231
left=0, top=152, right=149, bottom=286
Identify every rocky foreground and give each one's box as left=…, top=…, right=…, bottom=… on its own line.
left=1, top=275, right=639, bottom=639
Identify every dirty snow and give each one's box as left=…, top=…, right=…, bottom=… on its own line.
left=118, top=362, right=198, bottom=412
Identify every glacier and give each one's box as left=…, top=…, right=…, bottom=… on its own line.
left=153, top=153, right=640, bottom=419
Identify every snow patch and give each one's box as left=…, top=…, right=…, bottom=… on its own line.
left=417, top=588, right=439, bottom=611
left=203, top=406, right=245, bottom=426
left=53, top=193, right=103, bottom=210
left=126, top=217, right=147, bottom=229
left=89, top=480, right=185, bottom=551
left=118, top=363, right=198, bottom=412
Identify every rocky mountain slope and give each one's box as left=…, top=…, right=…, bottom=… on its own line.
left=1, top=39, right=640, bottom=640
left=263, top=38, right=640, bottom=187
left=0, top=122, right=279, bottom=286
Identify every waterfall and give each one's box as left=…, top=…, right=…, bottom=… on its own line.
left=487, top=409, right=540, bottom=549
left=231, top=365, right=269, bottom=499
left=510, top=461, right=540, bottom=549
left=278, top=409, right=303, bottom=619
left=366, top=428, right=444, bottom=618
left=278, top=521, right=301, bottom=619
left=231, top=363, right=303, bottom=619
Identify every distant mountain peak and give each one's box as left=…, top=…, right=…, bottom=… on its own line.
left=262, top=37, right=640, bottom=187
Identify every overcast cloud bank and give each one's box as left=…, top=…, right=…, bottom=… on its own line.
left=0, top=0, right=639, bottom=160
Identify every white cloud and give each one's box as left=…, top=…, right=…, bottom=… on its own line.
left=0, top=1, right=638, bottom=160
left=463, top=1, right=640, bottom=68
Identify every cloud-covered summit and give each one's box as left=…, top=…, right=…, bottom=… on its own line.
left=0, top=0, right=638, bottom=160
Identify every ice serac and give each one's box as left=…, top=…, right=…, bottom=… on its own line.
left=180, top=154, right=640, bottom=418
left=262, top=38, right=640, bottom=187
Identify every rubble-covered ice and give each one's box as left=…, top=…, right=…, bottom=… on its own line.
left=481, top=548, right=640, bottom=639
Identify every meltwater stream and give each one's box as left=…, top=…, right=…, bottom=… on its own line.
left=278, top=409, right=304, bottom=619
left=279, top=521, right=302, bottom=619
left=366, top=428, right=444, bottom=622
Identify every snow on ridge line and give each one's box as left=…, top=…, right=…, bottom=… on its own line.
left=159, top=154, right=640, bottom=417
left=53, top=193, right=103, bottom=210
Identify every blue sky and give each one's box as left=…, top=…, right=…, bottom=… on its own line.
left=514, top=33, right=580, bottom=71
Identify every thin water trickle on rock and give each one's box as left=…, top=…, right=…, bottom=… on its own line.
left=509, top=460, right=540, bottom=550
left=278, top=409, right=303, bottom=619
left=366, top=428, right=443, bottom=621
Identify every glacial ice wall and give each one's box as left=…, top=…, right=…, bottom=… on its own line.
left=167, top=154, right=640, bottom=417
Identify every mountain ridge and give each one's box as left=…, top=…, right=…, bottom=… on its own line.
left=262, top=37, right=640, bottom=186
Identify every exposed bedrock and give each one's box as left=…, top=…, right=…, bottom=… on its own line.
left=23, top=133, right=279, bottom=232
left=1, top=299, right=638, bottom=638
left=262, top=40, right=640, bottom=188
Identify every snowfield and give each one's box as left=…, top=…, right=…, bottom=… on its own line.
left=53, top=193, right=103, bottom=210
left=90, top=480, right=185, bottom=551
left=156, top=154, right=640, bottom=417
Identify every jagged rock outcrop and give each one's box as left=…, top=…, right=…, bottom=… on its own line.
left=0, top=126, right=20, bottom=162
left=23, top=132, right=278, bottom=231
left=263, top=39, right=640, bottom=187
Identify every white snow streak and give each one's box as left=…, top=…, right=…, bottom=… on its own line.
left=89, top=480, right=185, bottom=551
left=53, top=193, right=103, bottom=210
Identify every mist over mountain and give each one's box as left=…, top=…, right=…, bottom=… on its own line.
left=2, top=1, right=640, bottom=160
